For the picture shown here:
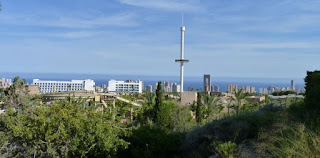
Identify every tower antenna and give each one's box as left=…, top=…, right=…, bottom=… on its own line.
left=182, top=11, right=184, bottom=26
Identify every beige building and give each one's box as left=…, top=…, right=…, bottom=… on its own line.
left=228, top=84, right=238, bottom=94
left=246, top=96, right=265, bottom=104
left=250, top=87, right=256, bottom=93
left=25, top=85, right=39, bottom=95
left=181, top=91, right=197, bottom=106
left=146, top=85, right=152, bottom=92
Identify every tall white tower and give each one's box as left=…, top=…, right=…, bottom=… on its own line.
left=175, top=15, right=189, bottom=96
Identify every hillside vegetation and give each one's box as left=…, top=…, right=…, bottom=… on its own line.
left=1, top=72, right=320, bottom=157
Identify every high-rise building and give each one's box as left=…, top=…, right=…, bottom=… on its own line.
left=212, top=85, right=219, bottom=92
left=291, top=80, right=295, bottom=91
left=0, top=78, right=12, bottom=88
left=108, top=80, right=143, bottom=93
left=259, top=88, right=263, bottom=94
left=32, top=79, right=95, bottom=93
left=172, top=83, right=178, bottom=92
left=101, top=84, right=107, bottom=89
left=245, top=86, right=251, bottom=93
left=294, top=86, right=299, bottom=93
left=228, top=84, right=238, bottom=94
left=203, top=74, right=211, bottom=92
left=163, top=81, right=170, bottom=92
left=228, top=84, right=232, bottom=93
left=155, top=82, right=159, bottom=91
left=146, top=85, right=153, bottom=92
left=250, top=87, right=256, bottom=93
left=176, top=85, right=181, bottom=93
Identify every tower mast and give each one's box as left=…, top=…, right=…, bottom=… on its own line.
left=175, top=14, right=189, bottom=97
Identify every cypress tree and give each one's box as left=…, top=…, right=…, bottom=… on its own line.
left=154, top=81, right=163, bottom=122
left=305, top=71, right=320, bottom=110
left=196, top=92, right=203, bottom=123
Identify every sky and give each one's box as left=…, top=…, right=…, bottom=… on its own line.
left=0, top=0, right=320, bottom=78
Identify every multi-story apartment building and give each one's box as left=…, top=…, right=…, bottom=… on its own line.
left=171, top=82, right=180, bottom=93
left=163, top=81, right=171, bottom=92
left=32, top=79, right=95, bottom=93
left=108, top=80, right=143, bottom=93
left=146, top=85, right=153, bottom=92
left=0, top=78, right=12, bottom=88
left=245, top=86, right=251, bottom=93
left=228, top=84, right=238, bottom=94
left=250, top=87, right=256, bottom=93
left=212, top=85, right=219, bottom=92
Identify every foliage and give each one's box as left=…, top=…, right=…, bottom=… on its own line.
left=172, top=105, right=196, bottom=132
left=156, top=101, right=175, bottom=128
left=305, top=71, right=320, bottom=110
left=202, top=93, right=219, bottom=121
left=0, top=98, right=129, bottom=157
left=195, top=93, right=204, bottom=123
left=145, top=92, right=155, bottom=107
left=119, top=125, right=184, bottom=158
left=231, top=88, right=247, bottom=115
left=154, top=82, right=162, bottom=122
left=272, top=90, right=296, bottom=96
left=181, top=105, right=282, bottom=157
left=267, top=124, right=320, bottom=157
left=212, top=141, right=238, bottom=158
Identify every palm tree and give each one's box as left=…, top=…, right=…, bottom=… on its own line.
left=231, top=88, right=246, bottom=115
left=202, top=93, right=219, bottom=119
left=145, top=92, right=155, bottom=108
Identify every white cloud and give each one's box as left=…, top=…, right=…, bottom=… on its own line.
left=118, top=0, right=201, bottom=12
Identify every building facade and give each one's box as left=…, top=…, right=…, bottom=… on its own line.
left=32, top=79, right=95, bottom=93
left=203, top=74, right=211, bottom=92
left=228, top=84, right=238, bottom=94
left=146, top=85, right=153, bottom=92
left=0, top=78, right=12, bottom=88
left=108, top=80, right=143, bottom=93
left=212, top=85, right=219, bottom=92
left=163, top=81, right=171, bottom=92
left=171, top=82, right=181, bottom=93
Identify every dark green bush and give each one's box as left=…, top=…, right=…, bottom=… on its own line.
left=120, top=125, right=184, bottom=158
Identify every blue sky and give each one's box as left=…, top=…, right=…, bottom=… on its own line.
left=0, top=0, right=320, bottom=78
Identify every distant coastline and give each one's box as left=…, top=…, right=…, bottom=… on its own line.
left=0, top=72, right=305, bottom=92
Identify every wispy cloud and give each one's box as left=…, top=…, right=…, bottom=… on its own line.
left=0, top=13, right=138, bottom=28
left=118, top=0, right=201, bottom=12
left=208, top=42, right=320, bottom=49
left=0, top=31, right=105, bottom=39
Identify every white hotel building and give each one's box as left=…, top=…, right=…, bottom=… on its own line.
left=108, top=80, right=143, bottom=93
left=32, top=79, right=95, bottom=93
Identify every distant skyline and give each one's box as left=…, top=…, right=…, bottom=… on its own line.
left=1, top=0, right=320, bottom=78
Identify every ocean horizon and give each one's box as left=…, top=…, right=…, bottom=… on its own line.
left=0, top=72, right=305, bottom=92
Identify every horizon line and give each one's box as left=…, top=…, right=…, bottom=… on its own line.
left=0, top=71, right=306, bottom=80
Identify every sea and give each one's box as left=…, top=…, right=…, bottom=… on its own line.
left=0, top=72, right=305, bottom=92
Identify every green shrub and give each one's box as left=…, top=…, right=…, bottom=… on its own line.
left=121, top=125, right=184, bottom=158
left=181, top=105, right=282, bottom=157
left=212, top=141, right=238, bottom=158
left=267, top=124, right=320, bottom=157
left=305, top=71, right=320, bottom=110
left=0, top=101, right=128, bottom=157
